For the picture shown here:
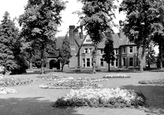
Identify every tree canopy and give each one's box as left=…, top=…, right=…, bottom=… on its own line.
left=79, top=0, right=116, bottom=73
left=119, top=0, right=164, bottom=71
left=19, top=0, right=66, bottom=73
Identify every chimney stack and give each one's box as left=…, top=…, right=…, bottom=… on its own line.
left=69, top=25, right=75, bottom=45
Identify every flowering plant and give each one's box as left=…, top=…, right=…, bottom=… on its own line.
left=0, top=77, right=33, bottom=87
left=54, top=88, right=146, bottom=108
left=0, top=87, right=17, bottom=94
left=103, top=74, right=130, bottom=78
left=36, top=74, right=73, bottom=81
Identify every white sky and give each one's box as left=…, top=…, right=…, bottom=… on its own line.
left=0, top=0, right=125, bottom=36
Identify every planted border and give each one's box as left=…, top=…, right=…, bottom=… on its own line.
left=138, top=79, right=164, bottom=84
left=0, top=77, right=33, bottom=87
left=53, top=88, right=146, bottom=108
left=103, top=74, right=130, bottom=78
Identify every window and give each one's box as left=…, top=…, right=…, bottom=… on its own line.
left=111, top=61, right=114, bottom=66
left=82, top=58, right=85, bottom=67
left=100, top=58, right=104, bottom=67
left=129, top=58, right=133, bottom=66
left=116, top=59, right=118, bottom=67
left=89, top=48, right=92, bottom=53
left=87, top=58, right=90, bottom=67
left=115, top=49, right=118, bottom=54
left=123, top=58, right=126, bottom=66
left=100, top=49, right=104, bottom=55
left=129, top=46, right=133, bottom=53
left=84, top=48, right=88, bottom=53
left=136, top=58, right=139, bottom=66
left=122, top=47, right=126, bottom=54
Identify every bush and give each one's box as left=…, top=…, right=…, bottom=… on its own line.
left=138, top=79, right=164, bottom=84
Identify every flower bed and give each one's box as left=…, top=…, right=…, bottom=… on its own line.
left=0, top=77, right=33, bottom=87
left=54, top=88, right=146, bottom=108
left=103, top=74, right=130, bottom=78
left=39, top=79, right=102, bottom=89
left=138, top=79, right=164, bottom=84
left=36, top=74, right=73, bottom=81
left=76, top=77, right=108, bottom=82
left=0, top=87, right=17, bottom=94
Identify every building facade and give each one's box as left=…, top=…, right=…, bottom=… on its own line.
left=47, top=25, right=146, bottom=70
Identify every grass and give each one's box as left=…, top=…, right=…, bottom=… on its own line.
left=0, top=71, right=164, bottom=115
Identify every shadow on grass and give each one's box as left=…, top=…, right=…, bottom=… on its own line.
left=0, top=97, right=83, bottom=115
left=121, top=85, right=164, bottom=115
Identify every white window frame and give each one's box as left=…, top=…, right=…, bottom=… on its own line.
left=84, top=48, right=88, bottom=53
left=122, top=58, right=126, bottom=66
left=129, top=46, right=133, bottom=53
left=122, top=47, right=126, bottom=54
left=100, top=58, right=104, bottom=67
left=129, top=57, right=133, bottom=66
left=82, top=58, right=85, bottom=67
left=86, top=58, right=91, bottom=67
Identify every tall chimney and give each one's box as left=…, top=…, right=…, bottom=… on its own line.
left=69, top=25, right=75, bottom=45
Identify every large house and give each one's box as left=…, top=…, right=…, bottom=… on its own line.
left=46, top=25, right=146, bottom=71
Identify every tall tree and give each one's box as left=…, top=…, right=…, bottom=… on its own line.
left=19, top=0, right=66, bottom=74
left=102, top=37, right=115, bottom=72
left=59, top=35, right=72, bottom=71
left=150, top=0, right=164, bottom=69
left=78, top=0, right=116, bottom=73
left=0, top=12, right=19, bottom=74
left=119, top=0, right=163, bottom=71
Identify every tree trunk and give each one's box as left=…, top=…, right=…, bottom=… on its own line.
left=108, top=63, right=110, bottom=72
left=147, top=59, right=150, bottom=69
left=61, top=64, right=64, bottom=72
left=139, top=46, right=146, bottom=72
left=92, top=44, right=97, bottom=74
left=40, top=48, right=45, bottom=74
left=29, top=58, right=33, bottom=70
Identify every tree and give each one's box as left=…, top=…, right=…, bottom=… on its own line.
left=149, top=0, right=164, bottom=69
left=19, top=0, right=66, bottom=74
left=59, top=35, right=72, bottom=71
left=146, top=43, right=156, bottom=69
left=102, top=37, right=115, bottom=72
left=78, top=0, right=116, bottom=73
left=119, top=0, right=163, bottom=71
left=0, top=12, right=19, bottom=74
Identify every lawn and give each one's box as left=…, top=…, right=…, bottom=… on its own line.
left=0, top=71, right=164, bottom=115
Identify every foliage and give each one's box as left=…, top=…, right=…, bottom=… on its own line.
left=79, top=0, right=116, bottom=73
left=146, top=43, right=156, bottom=68
left=59, top=35, right=72, bottom=71
left=53, top=88, right=147, bottom=108
left=0, top=11, right=27, bottom=74
left=102, top=37, right=115, bottom=71
left=119, top=0, right=164, bottom=71
left=0, top=87, right=17, bottom=95
left=138, top=79, right=164, bottom=84
left=19, top=0, right=66, bottom=74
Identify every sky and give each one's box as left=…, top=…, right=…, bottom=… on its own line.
left=0, top=0, right=125, bottom=36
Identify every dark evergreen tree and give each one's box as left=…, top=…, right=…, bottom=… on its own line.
left=102, top=38, right=115, bottom=72
left=59, top=35, right=72, bottom=71
left=0, top=12, right=19, bottom=74
left=19, top=0, right=66, bottom=74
